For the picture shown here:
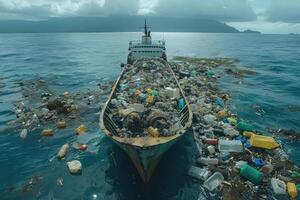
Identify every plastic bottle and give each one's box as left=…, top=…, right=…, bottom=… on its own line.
left=197, top=157, right=219, bottom=165
left=287, top=182, right=298, bottom=199
left=250, top=134, right=280, bottom=150
left=240, top=163, right=263, bottom=184
left=218, top=139, right=243, bottom=153
left=274, top=148, right=289, bottom=160
left=236, top=121, right=254, bottom=131
left=178, top=99, right=185, bottom=109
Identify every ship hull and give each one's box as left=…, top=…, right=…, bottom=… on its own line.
left=112, top=136, right=181, bottom=182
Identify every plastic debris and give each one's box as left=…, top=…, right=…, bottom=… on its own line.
left=203, top=172, right=224, bottom=191
left=207, top=145, right=215, bottom=155
left=67, top=160, right=82, bottom=175
left=57, top=120, right=66, bottom=129
left=197, top=157, right=219, bottom=165
left=252, top=158, right=265, bottom=167
left=227, top=117, right=237, bottom=125
left=164, top=87, right=180, bottom=99
left=76, top=125, right=87, bottom=135
left=260, top=163, right=273, bottom=174
left=287, top=182, right=298, bottom=199
left=20, top=128, right=28, bottom=139
left=236, top=121, right=254, bottom=132
left=223, top=127, right=239, bottom=137
left=217, top=110, right=228, bottom=118
left=79, top=144, right=88, bottom=151
left=57, top=143, right=69, bottom=159
left=41, top=129, right=54, bottom=137
left=56, top=177, right=64, bottom=186
left=271, top=178, right=286, bottom=195
left=218, top=139, right=243, bottom=153
left=250, top=134, right=280, bottom=149
left=147, top=127, right=160, bottom=138
left=178, top=98, right=185, bottom=109
left=240, top=163, right=263, bottom=184
left=203, top=114, right=216, bottom=125
left=203, top=138, right=218, bottom=145
left=188, top=166, right=211, bottom=181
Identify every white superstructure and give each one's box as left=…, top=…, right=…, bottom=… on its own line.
left=127, top=20, right=166, bottom=64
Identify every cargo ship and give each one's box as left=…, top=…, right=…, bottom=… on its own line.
left=100, top=21, right=192, bottom=182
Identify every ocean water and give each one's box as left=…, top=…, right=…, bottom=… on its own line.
left=0, top=32, right=299, bottom=200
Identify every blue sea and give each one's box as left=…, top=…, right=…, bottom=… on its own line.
left=0, top=33, right=299, bottom=200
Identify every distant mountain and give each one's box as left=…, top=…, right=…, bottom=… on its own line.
left=0, top=16, right=240, bottom=33
left=242, top=29, right=261, bottom=34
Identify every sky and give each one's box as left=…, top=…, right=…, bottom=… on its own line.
left=0, top=0, right=299, bottom=33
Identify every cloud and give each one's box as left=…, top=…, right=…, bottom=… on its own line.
left=0, top=0, right=139, bottom=19
left=150, top=0, right=256, bottom=22
left=0, top=0, right=256, bottom=21
left=265, top=0, right=300, bottom=23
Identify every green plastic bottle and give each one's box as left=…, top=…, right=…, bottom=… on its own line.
left=240, top=163, right=263, bottom=184
left=236, top=121, right=254, bottom=131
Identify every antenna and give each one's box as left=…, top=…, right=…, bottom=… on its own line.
left=139, top=18, right=151, bottom=36
left=144, top=19, right=147, bottom=35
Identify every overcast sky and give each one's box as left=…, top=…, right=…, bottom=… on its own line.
left=0, top=0, right=299, bottom=33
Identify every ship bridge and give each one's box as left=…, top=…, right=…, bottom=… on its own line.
left=127, top=20, right=166, bottom=64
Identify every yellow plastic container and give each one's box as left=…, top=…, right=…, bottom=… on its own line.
left=76, top=125, right=87, bottom=135
left=287, top=182, right=298, bottom=199
left=57, top=121, right=66, bottom=129
left=243, top=131, right=254, bottom=138
left=41, top=129, right=54, bottom=136
left=250, top=134, right=280, bottom=149
left=146, top=95, right=154, bottom=103
left=147, top=127, right=160, bottom=137
left=217, top=110, right=228, bottom=118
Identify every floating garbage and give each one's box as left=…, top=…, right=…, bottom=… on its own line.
left=239, top=163, right=263, bottom=184
left=203, top=138, right=218, bottom=145
left=41, top=129, right=54, bottom=137
left=197, top=157, right=219, bottom=165
left=57, top=143, right=69, bottom=159
left=260, top=163, right=273, bottom=174
left=20, top=128, right=28, bottom=139
left=67, top=160, right=82, bottom=175
left=249, top=134, right=280, bottom=149
left=271, top=178, right=286, bottom=195
left=79, top=144, right=88, bottom=151
left=207, top=145, right=215, bottom=155
left=252, top=158, right=265, bottom=167
left=188, top=166, right=211, bottom=181
left=236, top=121, right=254, bottom=132
left=56, top=177, right=64, bottom=186
left=217, top=110, right=227, bottom=118
left=203, top=172, right=224, bottom=191
left=287, top=182, right=298, bottom=199
left=218, top=139, right=243, bottom=153
left=57, top=120, right=66, bottom=129
left=76, top=125, right=87, bottom=135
